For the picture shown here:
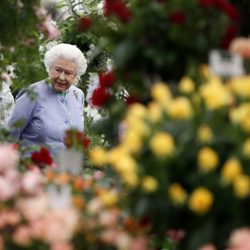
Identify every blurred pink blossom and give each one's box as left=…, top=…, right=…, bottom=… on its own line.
left=131, top=236, right=148, bottom=250
left=43, top=208, right=79, bottom=243
left=0, top=209, right=21, bottom=228
left=38, top=17, right=60, bottom=40
left=115, top=232, right=133, bottom=250
left=227, top=227, right=250, bottom=250
left=229, top=37, right=250, bottom=58
left=99, top=208, right=119, bottom=227
left=29, top=219, right=46, bottom=240
left=100, top=228, right=117, bottom=245
left=0, top=144, right=19, bottom=172
left=0, top=175, right=19, bottom=201
left=21, top=170, right=44, bottom=195
left=12, top=226, right=31, bottom=246
left=51, top=242, right=73, bottom=250
left=16, top=193, right=49, bottom=221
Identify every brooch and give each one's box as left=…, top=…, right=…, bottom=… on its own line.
left=73, top=90, right=78, bottom=101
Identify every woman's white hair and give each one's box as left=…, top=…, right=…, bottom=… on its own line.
left=44, top=43, right=87, bottom=79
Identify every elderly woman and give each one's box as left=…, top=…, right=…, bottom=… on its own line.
left=7, top=43, right=87, bottom=157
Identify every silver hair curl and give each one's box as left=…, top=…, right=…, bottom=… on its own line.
left=44, top=43, right=87, bottom=80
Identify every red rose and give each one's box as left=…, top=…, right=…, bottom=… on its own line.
left=83, top=136, right=91, bottom=149
left=99, top=71, right=116, bottom=88
left=169, top=11, right=187, bottom=24
left=31, top=147, right=53, bottom=166
left=91, top=87, right=110, bottom=107
left=220, top=3, right=240, bottom=21
left=104, top=0, right=132, bottom=22
left=79, top=16, right=92, bottom=32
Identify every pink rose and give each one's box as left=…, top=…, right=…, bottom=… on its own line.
left=21, top=170, right=44, bottom=195
left=12, top=226, right=31, bottom=246
left=0, top=144, right=19, bottom=172
left=51, top=242, right=73, bottom=250
left=227, top=227, right=250, bottom=250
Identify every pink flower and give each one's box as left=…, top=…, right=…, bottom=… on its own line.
left=38, top=17, right=60, bottom=40
left=166, top=229, right=185, bottom=242
left=227, top=227, right=250, bottom=250
left=0, top=209, right=21, bottom=228
left=0, top=174, right=20, bottom=201
left=21, top=170, right=44, bottom=195
left=0, top=144, right=19, bottom=172
left=99, top=208, right=119, bottom=227
left=51, top=242, right=73, bottom=250
left=43, top=208, right=79, bottom=243
left=131, top=236, right=149, bottom=250
left=100, top=229, right=117, bottom=244
left=229, top=37, right=250, bottom=58
left=93, top=170, right=105, bottom=180
left=16, top=194, right=49, bottom=221
left=12, top=226, right=31, bottom=246
left=29, top=219, right=46, bottom=240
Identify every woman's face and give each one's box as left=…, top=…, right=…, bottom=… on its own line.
left=49, top=58, right=77, bottom=92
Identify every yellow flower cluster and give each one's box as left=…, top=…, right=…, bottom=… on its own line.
left=88, top=72, right=250, bottom=218
left=199, top=76, right=233, bottom=110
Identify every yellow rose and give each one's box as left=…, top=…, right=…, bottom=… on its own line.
left=113, top=154, right=137, bottom=174
left=151, top=82, right=172, bottom=107
left=147, top=101, right=163, bottom=123
left=199, top=79, right=233, bottom=110
left=233, top=175, right=250, bottom=198
left=99, top=190, right=118, bottom=207
left=221, top=158, right=242, bottom=184
left=230, top=103, right=250, bottom=125
left=188, top=187, right=213, bottom=214
left=197, top=125, right=213, bottom=144
left=197, top=147, right=219, bottom=172
left=125, top=116, right=150, bottom=137
left=242, top=138, right=250, bottom=158
left=178, top=77, right=195, bottom=94
left=107, top=146, right=127, bottom=165
left=150, top=132, right=175, bottom=157
left=229, top=76, right=250, bottom=98
left=199, top=64, right=212, bottom=78
left=167, top=97, right=193, bottom=120
left=89, top=147, right=107, bottom=166
left=127, top=103, right=148, bottom=119
left=242, top=116, right=250, bottom=132
left=168, top=183, right=187, bottom=205
left=122, top=172, right=138, bottom=187
left=121, top=129, right=143, bottom=153
left=141, top=176, right=158, bottom=192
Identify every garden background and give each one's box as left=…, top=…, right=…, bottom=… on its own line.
left=1, top=0, right=250, bottom=250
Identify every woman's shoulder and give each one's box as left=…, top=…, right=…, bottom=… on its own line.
left=30, top=80, right=50, bottom=91
left=15, top=80, right=49, bottom=101
left=70, top=85, right=84, bottom=95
